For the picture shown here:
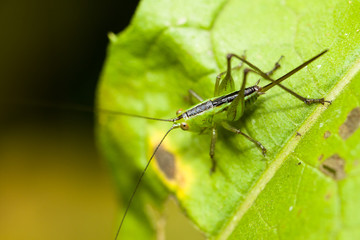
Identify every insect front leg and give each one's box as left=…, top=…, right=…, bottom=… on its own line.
left=188, top=89, right=204, bottom=103
left=209, top=127, right=218, bottom=173
left=222, top=122, right=267, bottom=156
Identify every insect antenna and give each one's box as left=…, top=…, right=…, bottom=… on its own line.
left=114, top=123, right=180, bottom=240
left=11, top=100, right=176, bottom=122
left=20, top=102, right=180, bottom=237
left=95, top=108, right=176, bottom=122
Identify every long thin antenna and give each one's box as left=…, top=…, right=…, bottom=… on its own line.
left=96, top=108, right=175, bottom=122
left=114, top=123, right=180, bottom=240
left=8, top=101, right=175, bottom=122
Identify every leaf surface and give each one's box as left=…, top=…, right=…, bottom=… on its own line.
left=97, top=0, right=360, bottom=239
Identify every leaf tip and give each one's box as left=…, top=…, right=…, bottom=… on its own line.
left=108, top=32, right=118, bottom=43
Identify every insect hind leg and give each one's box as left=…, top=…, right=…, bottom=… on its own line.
left=214, top=51, right=246, bottom=97
left=229, top=52, right=331, bottom=105
left=262, top=55, right=331, bottom=105
left=264, top=61, right=332, bottom=105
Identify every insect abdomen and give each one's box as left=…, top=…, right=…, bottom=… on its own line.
left=245, top=92, right=259, bottom=107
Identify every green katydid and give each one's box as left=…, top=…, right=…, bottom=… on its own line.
left=113, top=50, right=331, bottom=239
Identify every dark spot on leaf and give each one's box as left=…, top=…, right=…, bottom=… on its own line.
left=354, top=160, right=359, bottom=167
left=325, top=193, right=332, bottom=200
left=297, top=209, right=302, bottom=217
left=318, top=154, right=324, bottom=161
left=155, top=145, right=176, bottom=180
left=297, top=162, right=302, bottom=165
left=339, top=107, right=360, bottom=140
left=319, top=154, right=346, bottom=181
left=323, top=131, right=331, bottom=139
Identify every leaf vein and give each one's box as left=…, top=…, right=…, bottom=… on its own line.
left=215, top=53, right=360, bottom=240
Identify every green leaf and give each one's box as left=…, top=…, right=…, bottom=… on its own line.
left=97, top=0, right=360, bottom=239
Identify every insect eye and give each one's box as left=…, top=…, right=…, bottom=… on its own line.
left=180, top=122, right=189, bottom=130
left=176, top=108, right=183, bottom=115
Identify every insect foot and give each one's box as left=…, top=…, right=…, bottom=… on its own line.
left=210, top=160, right=217, bottom=175
left=304, top=98, right=332, bottom=105
left=256, top=141, right=267, bottom=157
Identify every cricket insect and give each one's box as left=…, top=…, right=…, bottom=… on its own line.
left=111, top=50, right=331, bottom=239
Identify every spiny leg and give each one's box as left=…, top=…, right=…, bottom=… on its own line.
left=209, top=127, right=217, bottom=173
left=222, top=122, right=267, bottom=156
left=227, top=51, right=331, bottom=105
left=188, top=89, right=204, bottom=103
left=262, top=56, right=331, bottom=104
left=266, top=55, right=283, bottom=77
left=254, top=56, right=283, bottom=88
left=264, top=58, right=331, bottom=105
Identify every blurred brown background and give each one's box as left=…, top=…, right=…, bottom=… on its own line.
left=0, top=1, right=139, bottom=239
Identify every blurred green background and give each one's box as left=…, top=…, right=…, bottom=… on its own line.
left=0, top=1, right=204, bottom=239
left=0, top=0, right=139, bottom=239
